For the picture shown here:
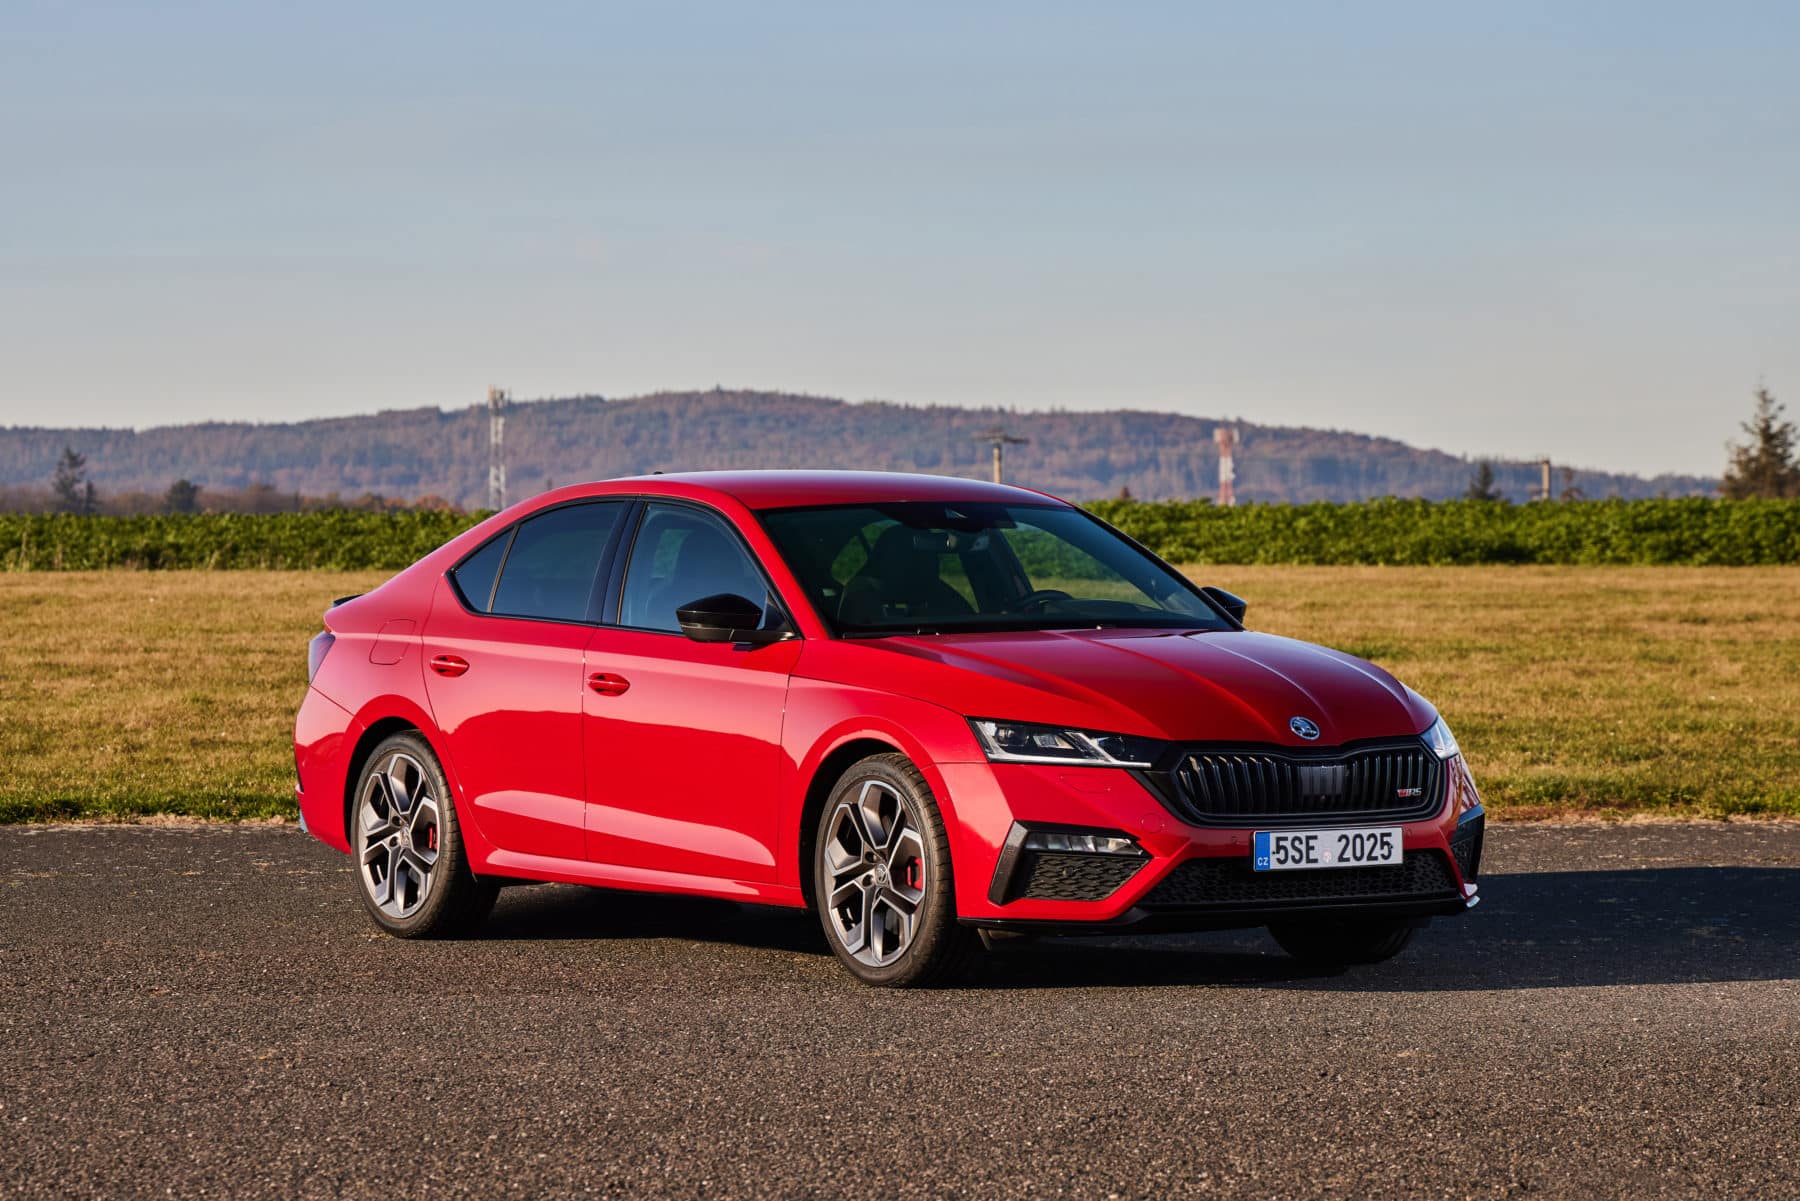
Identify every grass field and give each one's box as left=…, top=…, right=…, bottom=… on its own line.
left=2, top=568, right=1796, bottom=823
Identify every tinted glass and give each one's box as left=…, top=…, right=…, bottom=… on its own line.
left=489, top=502, right=623, bottom=622
left=619, top=504, right=770, bottom=632
left=758, top=502, right=1225, bottom=634
left=450, top=530, right=512, bottom=612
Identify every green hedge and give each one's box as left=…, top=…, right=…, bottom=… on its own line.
left=4, top=498, right=1799, bottom=570
left=0, top=511, right=486, bottom=571
left=1087, top=497, right=1800, bottom=566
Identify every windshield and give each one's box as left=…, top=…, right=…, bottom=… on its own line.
left=757, top=502, right=1229, bottom=635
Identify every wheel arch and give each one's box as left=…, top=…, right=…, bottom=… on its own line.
left=341, top=716, right=427, bottom=846
left=796, top=737, right=906, bottom=913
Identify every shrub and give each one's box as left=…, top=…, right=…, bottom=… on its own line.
left=3, top=499, right=1798, bottom=571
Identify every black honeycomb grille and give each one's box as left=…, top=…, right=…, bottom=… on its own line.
left=1012, top=851, right=1146, bottom=902
left=1170, top=740, right=1444, bottom=827
left=1142, top=850, right=1459, bottom=910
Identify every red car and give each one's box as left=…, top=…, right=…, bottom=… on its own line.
left=295, top=471, right=1483, bottom=986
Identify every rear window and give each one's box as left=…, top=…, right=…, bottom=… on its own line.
left=450, top=531, right=512, bottom=612
left=488, top=502, right=625, bottom=622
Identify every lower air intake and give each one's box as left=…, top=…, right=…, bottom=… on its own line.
left=1142, top=850, right=1460, bottom=910
left=1012, top=851, right=1145, bottom=902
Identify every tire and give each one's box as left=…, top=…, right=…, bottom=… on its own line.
left=350, top=731, right=498, bottom=938
left=812, top=753, right=980, bottom=987
left=1267, top=917, right=1420, bottom=967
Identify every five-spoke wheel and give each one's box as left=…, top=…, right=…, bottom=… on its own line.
left=355, top=750, right=441, bottom=921
left=350, top=732, right=496, bottom=938
left=812, top=753, right=979, bottom=986
left=823, top=778, right=929, bottom=968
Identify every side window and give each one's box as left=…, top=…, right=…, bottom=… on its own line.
left=620, top=504, right=769, bottom=632
left=450, top=529, right=512, bottom=612
left=489, top=502, right=624, bottom=622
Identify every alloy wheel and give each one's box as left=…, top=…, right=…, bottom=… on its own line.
left=355, top=751, right=441, bottom=921
left=823, top=778, right=928, bottom=967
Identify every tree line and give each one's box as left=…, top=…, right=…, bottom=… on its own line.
left=10, top=387, right=1796, bottom=516
left=1463, top=388, right=1798, bottom=502
left=1, top=448, right=467, bottom=516
left=0, top=388, right=1716, bottom=508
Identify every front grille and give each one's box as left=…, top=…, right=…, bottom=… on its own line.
left=1450, top=814, right=1484, bottom=881
left=1011, top=851, right=1145, bottom=902
left=1142, top=850, right=1460, bottom=910
left=1169, top=740, right=1444, bottom=827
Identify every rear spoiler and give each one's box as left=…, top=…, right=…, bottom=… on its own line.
left=331, top=594, right=362, bottom=607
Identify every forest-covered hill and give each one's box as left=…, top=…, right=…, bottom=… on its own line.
left=0, top=390, right=1713, bottom=506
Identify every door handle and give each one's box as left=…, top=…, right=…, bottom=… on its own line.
left=587, top=671, right=630, bottom=697
left=429, top=654, right=470, bottom=678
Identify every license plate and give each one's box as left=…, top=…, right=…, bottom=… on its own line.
left=1254, top=827, right=1402, bottom=872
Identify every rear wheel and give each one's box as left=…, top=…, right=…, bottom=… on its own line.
left=351, top=732, right=497, bottom=938
left=1268, top=917, right=1418, bottom=967
left=813, top=754, right=979, bottom=987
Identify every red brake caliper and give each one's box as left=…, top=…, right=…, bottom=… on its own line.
left=428, top=826, right=437, bottom=852
left=906, top=859, right=921, bottom=890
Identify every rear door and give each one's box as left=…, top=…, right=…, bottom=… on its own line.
left=423, top=500, right=629, bottom=862
left=581, top=501, right=799, bottom=882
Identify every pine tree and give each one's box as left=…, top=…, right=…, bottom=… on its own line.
left=1465, top=461, right=1502, bottom=502
left=51, top=446, right=96, bottom=515
left=1721, top=389, right=1800, bottom=499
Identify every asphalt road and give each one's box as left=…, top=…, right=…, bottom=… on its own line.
left=2, top=823, right=1796, bottom=1199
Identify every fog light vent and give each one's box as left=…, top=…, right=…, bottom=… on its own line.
left=989, top=823, right=1149, bottom=905
left=1021, top=830, right=1139, bottom=856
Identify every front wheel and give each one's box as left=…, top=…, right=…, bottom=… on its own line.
left=1268, top=917, right=1419, bottom=967
left=813, top=754, right=979, bottom=987
left=351, top=732, right=497, bottom=938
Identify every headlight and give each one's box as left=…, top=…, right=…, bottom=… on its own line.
left=968, top=719, right=1166, bottom=768
left=1422, top=715, right=1460, bottom=760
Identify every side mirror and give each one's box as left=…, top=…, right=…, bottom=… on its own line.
left=676, top=593, right=793, bottom=646
left=1201, top=585, right=1247, bottom=624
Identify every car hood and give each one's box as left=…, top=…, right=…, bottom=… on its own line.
left=826, top=627, right=1434, bottom=747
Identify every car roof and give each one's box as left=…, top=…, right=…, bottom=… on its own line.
left=603, top=469, right=1066, bottom=510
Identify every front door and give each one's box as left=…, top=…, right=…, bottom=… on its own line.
left=423, top=500, right=628, bottom=861
left=582, top=502, right=798, bottom=883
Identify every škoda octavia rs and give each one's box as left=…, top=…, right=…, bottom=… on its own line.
left=296, top=471, right=1483, bottom=986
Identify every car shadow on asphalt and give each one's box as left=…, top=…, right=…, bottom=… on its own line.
left=974, top=867, right=1800, bottom=992
left=474, top=867, right=1798, bottom=991
left=483, top=884, right=829, bottom=956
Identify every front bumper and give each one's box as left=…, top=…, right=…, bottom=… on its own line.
left=938, top=754, right=1485, bottom=931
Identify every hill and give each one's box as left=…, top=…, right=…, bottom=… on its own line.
left=0, top=389, right=1713, bottom=507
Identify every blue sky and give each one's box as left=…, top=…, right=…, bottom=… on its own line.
left=2, top=1, right=1796, bottom=476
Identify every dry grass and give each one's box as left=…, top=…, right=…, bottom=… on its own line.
left=0, top=571, right=387, bottom=822
left=1, top=568, right=1796, bottom=822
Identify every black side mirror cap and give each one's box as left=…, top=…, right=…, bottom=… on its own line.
left=1200, top=585, right=1247, bottom=624
left=675, top=593, right=793, bottom=646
